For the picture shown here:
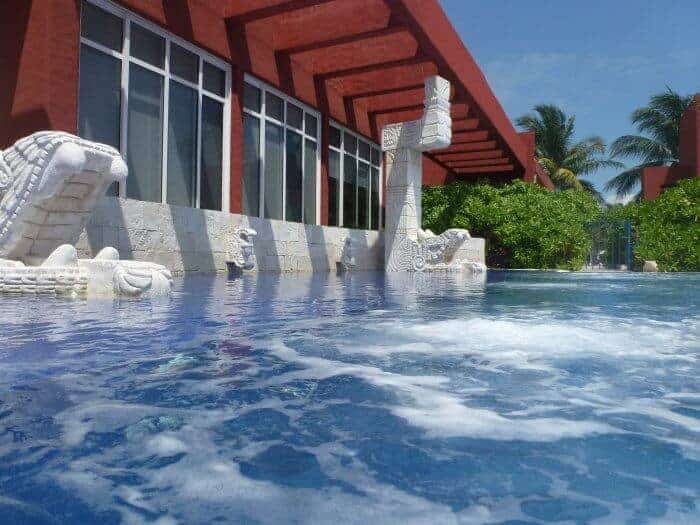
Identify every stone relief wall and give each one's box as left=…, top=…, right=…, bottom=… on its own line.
left=75, top=197, right=384, bottom=275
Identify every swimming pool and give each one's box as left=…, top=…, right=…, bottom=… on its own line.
left=1, top=271, right=698, bottom=524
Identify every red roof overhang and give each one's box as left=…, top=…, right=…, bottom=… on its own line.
left=211, top=0, right=527, bottom=177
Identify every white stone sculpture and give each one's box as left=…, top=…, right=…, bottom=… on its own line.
left=337, top=237, right=356, bottom=273
left=0, top=131, right=172, bottom=297
left=381, top=76, right=484, bottom=273
left=227, top=227, right=258, bottom=272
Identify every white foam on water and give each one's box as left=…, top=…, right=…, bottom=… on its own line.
left=268, top=342, right=617, bottom=442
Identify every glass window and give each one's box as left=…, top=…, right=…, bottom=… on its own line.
left=200, top=98, right=223, bottom=211
left=81, top=1, right=123, bottom=52
left=126, top=63, right=164, bottom=203
left=329, top=126, right=341, bottom=148
left=130, top=25, right=165, bottom=68
left=170, top=44, right=198, bottom=83
left=344, top=133, right=357, bottom=155
left=78, top=2, right=229, bottom=210
left=287, top=104, right=303, bottom=130
left=328, top=126, right=381, bottom=230
left=78, top=44, right=122, bottom=196
left=264, top=122, right=284, bottom=220
left=358, top=141, right=370, bottom=162
left=328, top=150, right=340, bottom=227
left=78, top=45, right=121, bottom=149
left=203, top=62, right=226, bottom=96
left=304, top=139, right=317, bottom=224
left=343, top=154, right=357, bottom=228
left=357, top=162, right=369, bottom=229
left=371, top=147, right=381, bottom=166
left=244, top=82, right=261, bottom=112
left=285, top=130, right=303, bottom=222
left=243, top=114, right=260, bottom=216
left=370, top=166, right=379, bottom=230
left=266, top=92, right=284, bottom=122
left=242, top=78, right=319, bottom=224
left=166, top=81, right=198, bottom=207
left=305, top=114, right=318, bottom=137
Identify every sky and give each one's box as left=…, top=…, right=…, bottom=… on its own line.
left=439, top=0, right=699, bottom=201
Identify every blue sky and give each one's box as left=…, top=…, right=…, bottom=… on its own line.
left=440, top=0, right=699, bottom=201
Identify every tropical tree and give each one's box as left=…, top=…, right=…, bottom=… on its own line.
left=516, top=104, right=622, bottom=199
left=606, top=88, right=694, bottom=199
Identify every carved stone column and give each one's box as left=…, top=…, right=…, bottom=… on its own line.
left=381, top=76, right=462, bottom=272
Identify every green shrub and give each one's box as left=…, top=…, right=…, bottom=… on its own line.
left=423, top=181, right=600, bottom=269
left=627, top=178, right=700, bottom=271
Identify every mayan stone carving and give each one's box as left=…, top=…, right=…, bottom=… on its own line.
left=228, top=227, right=258, bottom=272
left=0, top=131, right=172, bottom=297
left=381, top=76, right=482, bottom=273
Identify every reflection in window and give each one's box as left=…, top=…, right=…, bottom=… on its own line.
left=285, top=130, right=303, bottom=223
left=343, top=154, right=357, bottom=228
left=242, top=79, right=320, bottom=224
left=328, top=150, right=340, bottom=227
left=243, top=114, right=260, bottom=216
left=264, top=122, right=284, bottom=220
left=167, top=81, right=198, bottom=207
left=200, top=98, right=223, bottom=211
left=328, top=125, right=382, bottom=230
left=126, top=63, right=164, bottom=203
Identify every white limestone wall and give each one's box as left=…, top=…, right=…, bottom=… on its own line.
left=75, top=197, right=384, bottom=275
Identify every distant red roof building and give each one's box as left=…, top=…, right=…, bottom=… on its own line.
left=641, top=94, right=700, bottom=200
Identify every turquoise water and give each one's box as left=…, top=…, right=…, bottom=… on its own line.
left=1, top=271, right=698, bottom=524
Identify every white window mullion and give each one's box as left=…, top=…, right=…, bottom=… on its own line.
left=118, top=19, right=131, bottom=198
left=316, top=122, right=321, bottom=226
left=160, top=40, right=170, bottom=205
left=258, top=91, right=266, bottom=218
left=195, top=56, right=203, bottom=209
left=338, top=133, right=344, bottom=228
left=281, top=102, right=287, bottom=222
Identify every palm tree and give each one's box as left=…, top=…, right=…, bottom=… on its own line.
left=516, top=105, right=621, bottom=199
left=606, top=88, right=694, bottom=199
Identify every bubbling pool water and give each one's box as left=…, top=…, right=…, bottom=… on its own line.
left=0, top=271, right=698, bottom=524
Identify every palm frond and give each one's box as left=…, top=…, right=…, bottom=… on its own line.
left=603, top=161, right=663, bottom=197
left=609, top=135, right=675, bottom=164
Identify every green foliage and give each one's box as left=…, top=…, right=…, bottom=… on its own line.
left=515, top=104, right=622, bottom=198
left=423, top=181, right=600, bottom=270
left=607, top=178, right=700, bottom=271
left=607, top=88, right=694, bottom=199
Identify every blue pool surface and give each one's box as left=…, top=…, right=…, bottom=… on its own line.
left=1, top=271, right=699, bottom=524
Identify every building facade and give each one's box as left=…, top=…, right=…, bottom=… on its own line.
left=641, top=94, right=700, bottom=200
left=1, top=0, right=551, bottom=273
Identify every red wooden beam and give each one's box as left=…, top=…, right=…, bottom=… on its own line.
left=288, top=29, right=418, bottom=75
left=436, top=150, right=504, bottom=162
left=325, top=59, right=439, bottom=97
left=452, top=118, right=479, bottom=132
left=447, top=157, right=510, bottom=168
left=434, top=140, right=498, bottom=153
left=451, top=130, right=489, bottom=144
left=455, top=165, right=515, bottom=174
left=225, top=0, right=339, bottom=22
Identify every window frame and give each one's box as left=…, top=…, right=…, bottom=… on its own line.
left=328, top=122, right=383, bottom=230
left=242, top=74, right=321, bottom=225
left=78, top=0, right=232, bottom=212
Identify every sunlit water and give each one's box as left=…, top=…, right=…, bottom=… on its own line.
left=1, top=271, right=699, bottom=524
